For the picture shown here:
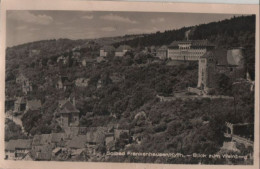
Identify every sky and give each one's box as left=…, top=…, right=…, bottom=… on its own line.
left=6, top=10, right=241, bottom=47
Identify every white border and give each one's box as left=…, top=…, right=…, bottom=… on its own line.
left=0, top=0, right=259, bottom=169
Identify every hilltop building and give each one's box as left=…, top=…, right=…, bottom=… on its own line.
left=167, top=40, right=215, bottom=61
left=115, top=45, right=132, bottom=57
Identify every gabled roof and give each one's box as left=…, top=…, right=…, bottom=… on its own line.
left=116, top=45, right=132, bottom=52
left=169, top=40, right=215, bottom=47
left=5, top=139, right=32, bottom=151
left=59, top=101, right=79, bottom=114
left=51, top=133, right=66, bottom=143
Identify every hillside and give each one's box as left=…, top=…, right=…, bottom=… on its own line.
left=114, top=15, right=256, bottom=79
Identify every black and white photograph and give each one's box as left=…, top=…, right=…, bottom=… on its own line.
left=1, top=0, right=259, bottom=167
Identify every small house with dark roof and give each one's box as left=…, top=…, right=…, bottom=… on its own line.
left=57, top=101, right=80, bottom=128
left=168, top=40, right=215, bottom=61
left=100, top=45, right=115, bottom=57
left=115, top=45, right=132, bottom=57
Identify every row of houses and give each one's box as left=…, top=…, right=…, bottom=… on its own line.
left=5, top=126, right=130, bottom=161
left=100, top=45, right=132, bottom=57
left=5, top=96, right=42, bottom=114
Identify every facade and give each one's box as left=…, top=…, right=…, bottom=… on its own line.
left=197, top=51, right=216, bottom=91
left=156, top=45, right=168, bottom=59
left=100, top=45, right=115, bottom=57
left=16, top=74, right=32, bottom=94
left=167, top=40, right=215, bottom=61
left=115, top=45, right=132, bottom=57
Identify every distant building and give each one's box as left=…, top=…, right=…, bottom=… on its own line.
left=156, top=45, right=168, bottom=59
left=100, top=45, right=115, bottom=57
left=115, top=45, right=132, bottom=57
left=167, top=40, right=215, bottom=61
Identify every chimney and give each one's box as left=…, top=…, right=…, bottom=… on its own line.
left=185, top=30, right=191, bottom=41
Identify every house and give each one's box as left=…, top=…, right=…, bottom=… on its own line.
left=105, top=133, right=116, bottom=151
left=5, top=139, right=32, bottom=160
left=57, top=100, right=80, bottom=128
left=100, top=45, right=115, bottom=57
left=75, top=78, right=89, bottom=87
left=14, top=97, right=26, bottom=114
left=31, top=134, right=54, bottom=161
left=115, top=45, right=132, bottom=57
left=26, top=100, right=42, bottom=111
left=114, top=129, right=130, bottom=141
left=167, top=40, right=215, bottom=61
left=16, top=74, right=32, bottom=94
left=156, top=45, right=168, bottom=59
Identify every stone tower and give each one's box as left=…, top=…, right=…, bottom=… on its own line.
left=197, top=51, right=216, bottom=92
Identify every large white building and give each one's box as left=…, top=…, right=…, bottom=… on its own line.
left=167, top=40, right=215, bottom=61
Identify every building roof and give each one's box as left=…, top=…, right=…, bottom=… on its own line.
left=100, top=45, right=115, bottom=52
left=51, top=133, right=66, bottom=143
left=27, top=100, right=42, bottom=111
left=32, top=134, right=52, bottom=146
left=116, top=45, right=132, bottom=52
left=59, top=101, right=80, bottom=114
left=5, top=139, right=32, bottom=151
left=169, top=40, right=215, bottom=47
left=66, top=135, right=88, bottom=149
